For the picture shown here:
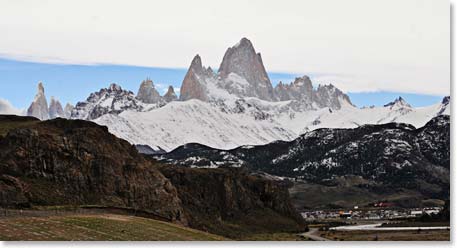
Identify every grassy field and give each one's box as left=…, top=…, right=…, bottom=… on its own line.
left=320, top=229, right=450, bottom=241
left=0, top=214, right=228, bottom=241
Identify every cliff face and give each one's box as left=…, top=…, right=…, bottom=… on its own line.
left=158, top=166, right=305, bottom=238
left=0, top=115, right=186, bottom=224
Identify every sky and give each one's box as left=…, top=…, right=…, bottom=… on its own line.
left=0, top=0, right=450, bottom=110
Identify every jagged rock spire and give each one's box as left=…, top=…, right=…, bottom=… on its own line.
left=180, top=55, right=210, bottom=101
left=137, top=78, right=162, bottom=104
left=218, top=37, right=275, bottom=101
left=64, top=103, right=74, bottom=118
left=49, top=96, right=65, bottom=119
left=164, top=86, right=178, bottom=102
left=27, top=82, right=49, bottom=120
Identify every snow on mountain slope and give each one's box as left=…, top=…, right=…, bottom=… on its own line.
left=280, top=96, right=450, bottom=135
left=94, top=99, right=297, bottom=151
left=93, top=93, right=450, bottom=152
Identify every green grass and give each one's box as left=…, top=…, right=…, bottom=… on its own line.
left=0, top=214, right=228, bottom=241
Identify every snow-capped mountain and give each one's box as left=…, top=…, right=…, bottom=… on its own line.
left=91, top=92, right=449, bottom=152
left=66, top=38, right=450, bottom=152
left=93, top=99, right=297, bottom=151
left=22, top=38, right=450, bottom=152
left=70, top=83, right=153, bottom=120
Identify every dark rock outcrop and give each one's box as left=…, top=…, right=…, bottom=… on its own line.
left=0, top=115, right=186, bottom=224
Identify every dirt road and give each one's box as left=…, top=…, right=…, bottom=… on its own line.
left=299, top=228, right=331, bottom=241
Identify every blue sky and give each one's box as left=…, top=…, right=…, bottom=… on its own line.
left=0, top=58, right=444, bottom=110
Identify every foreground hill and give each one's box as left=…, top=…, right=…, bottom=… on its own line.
left=156, top=115, right=450, bottom=208
left=0, top=115, right=304, bottom=239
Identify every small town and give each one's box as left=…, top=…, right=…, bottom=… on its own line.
left=301, top=206, right=442, bottom=221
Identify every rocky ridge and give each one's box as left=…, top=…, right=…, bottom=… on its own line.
left=71, top=83, right=146, bottom=120
left=155, top=115, right=450, bottom=207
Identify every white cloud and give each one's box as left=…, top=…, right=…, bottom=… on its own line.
left=0, top=98, right=23, bottom=115
left=0, top=0, right=449, bottom=95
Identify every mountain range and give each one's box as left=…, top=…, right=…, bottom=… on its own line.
left=25, top=38, right=450, bottom=154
